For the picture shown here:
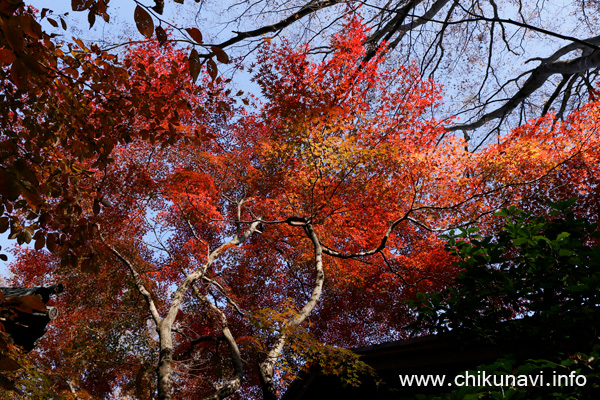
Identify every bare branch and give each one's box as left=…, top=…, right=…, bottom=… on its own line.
left=99, top=230, right=162, bottom=327
left=199, top=301, right=243, bottom=400
left=216, top=0, right=344, bottom=51
left=322, top=212, right=411, bottom=259
left=448, top=47, right=600, bottom=132
left=201, top=276, right=245, bottom=316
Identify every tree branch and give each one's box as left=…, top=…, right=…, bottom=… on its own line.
left=258, top=222, right=325, bottom=400
left=99, top=231, right=162, bottom=327
left=448, top=47, right=600, bottom=132
left=216, top=0, right=344, bottom=51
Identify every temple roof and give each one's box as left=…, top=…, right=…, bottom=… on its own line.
left=0, top=283, right=63, bottom=303
left=0, top=284, right=63, bottom=352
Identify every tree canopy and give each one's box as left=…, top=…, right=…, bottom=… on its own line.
left=0, top=1, right=599, bottom=399
left=41, top=0, right=600, bottom=147
left=409, top=199, right=600, bottom=399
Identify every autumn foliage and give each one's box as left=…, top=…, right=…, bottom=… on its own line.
left=0, top=4, right=599, bottom=399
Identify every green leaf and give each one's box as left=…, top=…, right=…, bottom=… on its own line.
left=513, top=237, right=529, bottom=246
left=556, top=232, right=570, bottom=241
left=559, top=249, right=574, bottom=257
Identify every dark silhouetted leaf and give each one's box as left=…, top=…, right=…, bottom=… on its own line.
left=0, top=170, right=21, bottom=201
left=2, top=23, right=24, bottom=52
left=21, top=188, right=43, bottom=211
left=9, top=59, right=26, bottom=88
left=88, top=9, right=96, bottom=28
left=0, top=49, right=15, bottom=65
left=0, top=358, right=20, bottom=372
left=189, top=48, right=201, bottom=82
left=34, top=236, right=45, bottom=251
left=152, top=0, right=164, bottom=14
left=46, top=234, right=57, bottom=252
left=0, top=373, right=22, bottom=395
left=93, top=199, right=101, bottom=216
left=186, top=27, right=203, bottom=44
left=155, top=26, right=167, bottom=46
left=6, top=295, right=47, bottom=314
left=18, top=16, right=42, bottom=39
left=211, top=45, right=229, bottom=64
left=72, top=0, right=94, bottom=12
left=207, top=58, right=218, bottom=80
left=21, top=229, right=32, bottom=244
left=134, top=6, right=154, bottom=38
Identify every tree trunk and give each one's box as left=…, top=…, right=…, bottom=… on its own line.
left=157, top=342, right=174, bottom=399
left=258, top=360, right=278, bottom=400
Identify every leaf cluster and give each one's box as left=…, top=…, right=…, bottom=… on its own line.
left=408, top=199, right=600, bottom=399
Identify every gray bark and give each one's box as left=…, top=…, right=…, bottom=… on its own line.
left=258, top=223, right=325, bottom=400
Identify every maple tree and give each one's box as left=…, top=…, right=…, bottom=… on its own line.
left=1, top=1, right=600, bottom=399
left=0, top=1, right=219, bottom=395
left=34, top=0, right=600, bottom=150
left=5, top=17, right=457, bottom=398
